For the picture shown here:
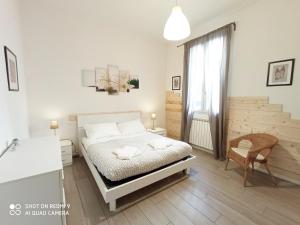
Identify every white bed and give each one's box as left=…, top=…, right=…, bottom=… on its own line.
left=77, top=111, right=196, bottom=211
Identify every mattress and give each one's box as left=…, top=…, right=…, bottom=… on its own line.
left=83, top=132, right=192, bottom=181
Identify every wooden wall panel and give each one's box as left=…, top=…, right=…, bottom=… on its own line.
left=229, top=103, right=283, bottom=112
left=228, top=96, right=269, bottom=104
left=164, top=94, right=300, bottom=184
left=227, top=110, right=291, bottom=124
left=166, top=91, right=182, bottom=140
left=227, top=97, right=300, bottom=184
left=166, top=104, right=182, bottom=112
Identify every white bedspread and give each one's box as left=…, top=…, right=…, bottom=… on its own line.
left=84, top=132, right=192, bottom=181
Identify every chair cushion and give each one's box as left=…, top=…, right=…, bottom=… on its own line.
left=231, top=147, right=265, bottom=160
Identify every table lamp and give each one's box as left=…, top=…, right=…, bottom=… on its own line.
left=151, top=113, right=156, bottom=130
left=50, top=120, right=59, bottom=135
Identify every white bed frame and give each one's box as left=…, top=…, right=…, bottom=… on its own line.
left=77, top=111, right=195, bottom=211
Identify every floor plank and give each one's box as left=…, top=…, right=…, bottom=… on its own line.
left=156, top=199, right=194, bottom=225
left=107, top=212, right=130, bottom=225
left=262, top=207, right=300, bottom=225
left=64, top=150, right=300, bottom=225
left=215, top=216, right=235, bottom=225
left=76, top=178, right=108, bottom=225
left=138, top=199, right=169, bottom=225
left=123, top=205, right=152, bottom=225
left=202, top=194, right=257, bottom=225
left=171, top=182, right=220, bottom=222
left=63, top=166, right=87, bottom=225
left=161, top=188, right=215, bottom=225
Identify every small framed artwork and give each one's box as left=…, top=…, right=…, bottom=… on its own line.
left=172, top=76, right=181, bottom=90
left=267, top=59, right=295, bottom=87
left=119, top=70, right=130, bottom=92
left=128, top=75, right=139, bottom=89
left=81, top=70, right=96, bottom=87
left=4, top=46, right=19, bottom=91
left=107, top=64, right=119, bottom=95
left=95, top=67, right=108, bottom=91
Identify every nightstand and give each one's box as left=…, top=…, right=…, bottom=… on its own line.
left=60, top=139, right=73, bottom=166
left=147, top=128, right=167, bottom=136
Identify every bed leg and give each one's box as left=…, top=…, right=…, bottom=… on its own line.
left=109, top=200, right=116, bottom=211
left=184, top=168, right=190, bottom=175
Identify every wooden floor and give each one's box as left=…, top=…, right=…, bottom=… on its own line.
left=64, top=150, right=300, bottom=225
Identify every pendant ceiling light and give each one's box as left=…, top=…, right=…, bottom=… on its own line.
left=164, top=1, right=191, bottom=41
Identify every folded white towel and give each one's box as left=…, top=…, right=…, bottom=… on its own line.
left=113, top=146, right=141, bottom=160
left=148, top=138, right=173, bottom=150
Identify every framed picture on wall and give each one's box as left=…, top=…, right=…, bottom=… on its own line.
left=4, top=46, right=19, bottom=91
left=266, top=59, right=295, bottom=87
left=172, top=76, right=181, bottom=90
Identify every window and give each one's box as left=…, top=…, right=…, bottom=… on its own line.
left=187, top=35, right=225, bottom=114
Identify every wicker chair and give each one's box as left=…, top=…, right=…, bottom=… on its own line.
left=225, top=133, right=279, bottom=186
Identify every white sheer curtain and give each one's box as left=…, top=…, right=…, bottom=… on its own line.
left=188, top=35, right=224, bottom=114
left=186, top=44, right=204, bottom=113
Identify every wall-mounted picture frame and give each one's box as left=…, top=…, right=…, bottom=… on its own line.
left=81, top=64, right=141, bottom=95
left=172, top=76, right=181, bottom=90
left=81, top=69, right=96, bottom=87
left=119, top=70, right=130, bottom=92
left=95, top=67, right=108, bottom=91
left=128, top=75, right=139, bottom=89
left=267, top=59, right=295, bottom=87
left=4, top=46, right=19, bottom=91
left=107, top=64, right=120, bottom=95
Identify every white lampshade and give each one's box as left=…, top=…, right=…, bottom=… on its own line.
left=50, top=120, right=59, bottom=129
left=151, top=113, right=156, bottom=120
left=164, top=5, right=191, bottom=41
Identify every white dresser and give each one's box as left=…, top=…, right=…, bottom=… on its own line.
left=0, top=136, right=66, bottom=225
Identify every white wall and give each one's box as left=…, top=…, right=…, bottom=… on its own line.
left=20, top=0, right=167, bottom=145
left=166, top=45, right=184, bottom=95
left=166, top=0, right=300, bottom=119
left=0, top=0, right=29, bottom=149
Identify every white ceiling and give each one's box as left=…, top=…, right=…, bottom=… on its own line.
left=30, top=0, right=258, bottom=41
left=94, top=0, right=258, bottom=40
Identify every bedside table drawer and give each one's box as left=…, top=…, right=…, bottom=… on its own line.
left=62, top=153, right=72, bottom=166
left=61, top=146, right=72, bottom=155
left=60, top=139, right=73, bottom=166
left=61, top=149, right=72, bottom=157
left=62, top=158, right=72, bottom=166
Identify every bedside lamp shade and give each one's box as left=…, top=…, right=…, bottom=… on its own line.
left=151, top=113, right=156, bottom=120
left=50, top=120, right=59, bottom=136
left=50, top=120, right=59, bottom=129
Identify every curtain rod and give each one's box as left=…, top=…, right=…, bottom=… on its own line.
left=177, top=22, right=236, bottom=48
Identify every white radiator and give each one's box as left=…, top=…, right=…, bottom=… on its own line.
left=189, top=114, right=213, bottom=151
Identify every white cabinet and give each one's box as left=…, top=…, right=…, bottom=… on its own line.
left=0, top=137, right=66, bottom=225
left=60, top=139, right=73, bottom=166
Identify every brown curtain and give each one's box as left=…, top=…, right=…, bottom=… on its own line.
left=181, top=42, right=193, bottom=142
left=207, top=26, right=232, bottom=160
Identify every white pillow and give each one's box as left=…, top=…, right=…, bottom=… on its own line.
left=84, top=122, right=121, bottom=139
left=117, top=119, right=146, bottom=135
